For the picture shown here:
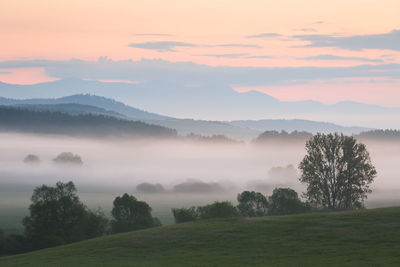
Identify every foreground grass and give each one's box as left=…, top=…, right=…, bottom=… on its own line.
left=1, top=207, right=400, bottom=266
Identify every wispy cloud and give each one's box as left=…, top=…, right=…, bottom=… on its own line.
left=245, top=33, right=282, bottom=39
left=294, top=28, right=317, bottom=32
left=312, top=21, right=325, bottom=25
left=215, top=43, right=262, bottom=48
left=245, top=55, right=274, bottom=59
left=299, top=54, right=384, bottom=63
left=133, top=33, right=171, bottom=37
left=1, top=58, right=399, bottom=87
left=195, top=53, right=249, bottom=58
left=293, top=30, right=400, bottom=51
left=0, top=71, right=11, bottom=74
left=128, top=41, right=196, bottom=52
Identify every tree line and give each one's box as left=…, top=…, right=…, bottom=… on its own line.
left=0, top=106, right=177, bottom=138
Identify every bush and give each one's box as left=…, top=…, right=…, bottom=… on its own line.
left=197, top=201, right=238, bottom=219
left=237, top=191, right=268, bottom=217
left=85, top=209, right=109, bottom=238
left=3, top=234, right=27, bottom=255
left=111, top=193, right=160, bottom=233
left=0, top=228, right=4, bottom=255
left=268, top=188, right=310, bottom=215
left=172, top=207, right=198, bottom=223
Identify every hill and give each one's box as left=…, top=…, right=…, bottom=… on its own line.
left=0, top=95, right=378, bottom=140
left=0, top=94, right=168, bottom=120
left=1, top=78, right=399, bottom=128
left=1, top=207, right=399, bottom=266
left=0, top=106, right=177, bottom=138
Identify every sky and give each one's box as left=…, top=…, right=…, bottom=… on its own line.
left=0, top=0, right=399, bottom=106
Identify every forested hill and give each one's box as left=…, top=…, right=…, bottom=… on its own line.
left=0, top=106, right=177, bottom=138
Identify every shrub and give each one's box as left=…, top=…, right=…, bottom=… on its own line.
left=111, top=193, right=160, bottom=233
left=172, top=207, right=198, bottom=223
left=268, top=188, right=310, bottom=215
left=237, top=191, right=268, bottom=217
left=197, top=201, right=238, bottom=219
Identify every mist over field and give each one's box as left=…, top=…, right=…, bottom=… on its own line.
left=1, top=132, right=399, bottom=230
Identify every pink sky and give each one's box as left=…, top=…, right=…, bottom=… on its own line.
left=0, top=0, right=399, bottom=106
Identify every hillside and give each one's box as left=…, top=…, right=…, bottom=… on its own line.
left=0, top=94, right=168, bottom=120
left=0, top=106, right=177, bottom=138
left=1, top=207, right=399, bottom=266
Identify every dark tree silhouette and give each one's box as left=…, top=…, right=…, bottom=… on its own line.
left=23, top=181, right=107, bottom=249
left=268, top=188, right=309, bottom=215
left=299, top=133, right=377, bottom=210
left=171, top=207, right=198, bottom=223
left=111, top=194, right=160, bottom=233
left=237, top=191, right=268, bottom=217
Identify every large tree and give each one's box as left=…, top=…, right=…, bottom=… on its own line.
left=23, top=181, right=107, bottom=249
left=299, top=133, right=376, bottom=210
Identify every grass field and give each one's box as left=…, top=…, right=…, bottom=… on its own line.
left=1, top=207, right=400, bottom=266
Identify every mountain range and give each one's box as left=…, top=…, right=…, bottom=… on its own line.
left=0, top=94, right=373, bottom=139
left=0, top=78, right=399, bottom=129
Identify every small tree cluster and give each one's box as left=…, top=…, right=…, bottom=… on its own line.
left=5, top=182, right=159, bottom=254
left=172, top=202, right=239, bottom=223
left=23, top=182, right=108, bottom=250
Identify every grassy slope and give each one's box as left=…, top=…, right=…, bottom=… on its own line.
left=1, top=207, right=400, bottom=266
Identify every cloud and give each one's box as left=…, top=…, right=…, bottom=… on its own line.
left=133, top=33, right=171, bottom=36
left=245, top=55, right=274, bottom=59
left=0, top=71, right=11, bottom=74
left=0, top=58, right=399, bottom=87
left=215, top=43, right=262, bottom=48
left=246, top=33, right=282, bottom=39
left=312, top=21, right=325, bottom=25
left=195, top=53, right=249, bottom=58
left=299, top=54, right=384, bottom=63
left=294, top=28, right=317, bottom=32
left=128, top=41, right=196, bottom=52
left=294, top=30, right=400, bottom=51
left=128, top=41, right=261, bottom=52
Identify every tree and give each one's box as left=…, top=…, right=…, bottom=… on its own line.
left=172, top=207, right=198, bottom=223
left=111, top=193, right=159, bottom=233
left=23, top=154, right=40, bottom=164
left=23, top=181, right=106, bottom=249
left=268, top=188, right=309, bottom=215
left=299, top=133, right=377, bottom=210
left=0, top=228, right=4, bottom=254
left=237, top=191, right=268, bottom=217
left=53, top=152, right=83, bottom=165
left=197, top=201, right=238, bottom=219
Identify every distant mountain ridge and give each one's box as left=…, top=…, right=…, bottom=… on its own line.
left=0, top=94, right=168, bottom=120
left=0, top=94, right=377, bottom=139
left=0, top=78, right=399, bottom=128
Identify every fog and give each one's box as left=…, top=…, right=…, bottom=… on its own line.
left=1, top=132, right=400, bottom=230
